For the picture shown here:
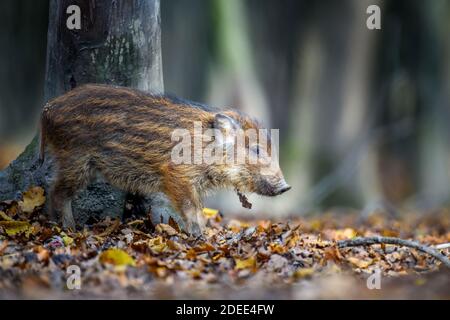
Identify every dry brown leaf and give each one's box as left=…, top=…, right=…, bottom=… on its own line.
left=194, top=242, right=215, bottom=253
left=168, top=217, right=181, bottom=232
left=0, top=240, right=8, bottom=255
left=155, top=223, right=178, bottom=236
left=269, top=242, right=287, bottom=254
left=97, top=219, right=120, bottom=237
left=347, top=257, right=373, bottom=269
left=18, top=187, right=46, bottom=214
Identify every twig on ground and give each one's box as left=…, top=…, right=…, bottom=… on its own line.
left=337, top=236, right=450, bottom=269
left=435, top=243, right=450, bottom=250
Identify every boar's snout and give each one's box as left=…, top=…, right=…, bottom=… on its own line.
left=275, top=180, right=291, bottom=196
left=257, top=178, right=291, bottom=197
left=276, top=183, right=291, bottom=195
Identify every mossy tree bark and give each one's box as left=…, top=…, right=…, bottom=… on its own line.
left=0, top=0, right=179, bottom=226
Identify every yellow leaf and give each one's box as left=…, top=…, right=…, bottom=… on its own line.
left=147, top=236, right=169, bottom=254
left=212, top=253, right=224, bottom=261
left=19, top=187, right=46, bottom=214
left=0, top=211, right=13, bottom=221
left=228, top=219, right=250, bottom=233
left=203, top=208, right=219, bottom=218
left=334, top=228, right=357, bottom=240
left=61, top=233, right=74, bottom=246
left=0, top=221, right=31, bottom=236
left=309, top=220, right=322, bottom=231
left=234, top=256, right=256, bottom=270
left=294, top=268, right=315, bottom=278
left=99, top=248, right=135, bottom=267
left=415, top=278, right=426, bottom=286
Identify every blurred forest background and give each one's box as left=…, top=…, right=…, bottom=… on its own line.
left=1, top=0, right=450, bottom=217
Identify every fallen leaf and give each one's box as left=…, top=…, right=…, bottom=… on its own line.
left=97, top=219, right=120, bottom=237
left=257, top=220, right=272, bottom=232
left=194, top=242, right=215, bottom=253
left=35, top=246, right=50, bottom=263
left=234, top=257, right=256, bottom=270
left=415, top=278, right=426, bottom=286
left=147, top=236, right=169, bottom=254
left=267, top=254, right=288, bottom=271
left=294, top=268, right=315, bottom=278
left=155, top=223, right=178, bottom=236
left=0, top=240, right=8, bottom=255
left=0, top=221, right=32, bottom=237
left=99, top=248, right=136, bottom=267
left=334, top=228, right=357, bottom=240
left=0, top=211, right=13, bottom=221
left=203, top=208, right=219, bottom=218
left=347, top=257, right=373, bottom=269
left=61, top=233, right=74, bottom=246
left=228, top=219, right=250, bottom=233
left=269, top=242, right=287, bottom=254
left=168, top=217, right=181, bottom=232
left=18, top=187, right=46, bottom=214
left=324, top=246, right=343, bottom=263
left=186, top=248, right=197, bottom=260
left=167, top=239, right=185, bottom=251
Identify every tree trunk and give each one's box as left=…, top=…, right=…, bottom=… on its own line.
left=0, top=0, right=177, bottom=226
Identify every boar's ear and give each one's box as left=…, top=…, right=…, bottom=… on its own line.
left=214, top=113, right=239, bottom=132
left=214, top=113, right=240, bottom=145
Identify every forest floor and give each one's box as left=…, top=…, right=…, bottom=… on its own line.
left=0, top=187, right=449, bottom=299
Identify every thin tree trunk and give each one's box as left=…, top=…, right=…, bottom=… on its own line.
left=0, top=0, right=175, bottom=225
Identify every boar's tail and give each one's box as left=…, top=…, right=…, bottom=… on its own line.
left=38, top=104, right=50, bottom=167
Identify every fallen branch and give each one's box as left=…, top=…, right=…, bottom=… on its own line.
left=337, top=236, right=450, bottom=269
left=435, top=243, right=450, bottom=250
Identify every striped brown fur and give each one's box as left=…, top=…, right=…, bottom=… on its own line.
left=40, top=84, right=290, bottom=235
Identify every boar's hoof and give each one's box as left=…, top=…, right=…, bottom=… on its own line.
left=186, top=222, right=203, bottom=238
left=62, top=215, right=76, bottom=231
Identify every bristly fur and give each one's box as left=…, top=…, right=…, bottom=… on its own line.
left=40, top=84, right=280, bottom=234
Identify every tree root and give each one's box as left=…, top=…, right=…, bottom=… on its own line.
left=337, top=236, right=450, bottom=269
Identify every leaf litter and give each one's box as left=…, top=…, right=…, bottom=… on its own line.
left=0, top=186, right=449, bottom=299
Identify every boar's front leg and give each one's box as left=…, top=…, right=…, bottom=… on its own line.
left=169, top=192, right=205, bottom=237
left=180, top=202, right=205, bottom=237
left=162, top=167, right=205, bottom=236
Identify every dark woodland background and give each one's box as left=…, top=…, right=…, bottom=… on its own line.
left=1, top=0, right=450, bottom=216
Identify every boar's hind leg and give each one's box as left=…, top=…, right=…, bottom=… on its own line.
left=49, top=161, right=93, bottom=230
left=49, top=178, right=77, bottom=230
